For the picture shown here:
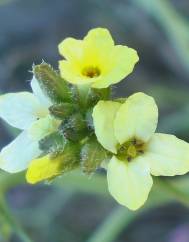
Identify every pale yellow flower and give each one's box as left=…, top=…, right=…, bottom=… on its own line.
left=59, top=28, right=139, bottom=88
left=93, top=92, right=189, bottom=210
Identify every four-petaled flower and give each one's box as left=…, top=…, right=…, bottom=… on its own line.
left=58, top=28, right=139, bottom=88
left=93, top=92, right=189, bottom=210
left=0, top=77, right=59, bottom=173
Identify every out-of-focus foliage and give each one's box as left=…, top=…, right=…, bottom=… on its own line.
left=0, top=0, right=189, bottom=242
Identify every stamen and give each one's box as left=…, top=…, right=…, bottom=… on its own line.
left=117, top=138, right=145, bottom=162
left=82, top=66, right=100, bottom=78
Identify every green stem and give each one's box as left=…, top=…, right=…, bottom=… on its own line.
left=0, top=195, right=33, bottom=242
left=154, top=177, right=189, bottom=207
left=1, top=172, right=189, bottom=242
left=77, top=84, right=91, bottom=109
left=87, top=206, right=137, bottom=242
left=86, top=185, right=177, bottom=242
left=2, top=172, right=189, bottom=206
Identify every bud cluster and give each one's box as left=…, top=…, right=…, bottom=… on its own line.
left=33, top=62, right=112, bottom=177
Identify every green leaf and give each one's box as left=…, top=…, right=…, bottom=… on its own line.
left=81, top=136, right=110, bottom=175
left=33, top=62, right=72, bottom=103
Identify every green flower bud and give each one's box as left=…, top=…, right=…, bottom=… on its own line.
left=81, top=136, right=110, bottom=175
left=59, top=113, right=88, bottom=142
left=33, top=62, right=72, bottom=103
left=26, top=140, right=81, bottom=184
left=39, top=131, right=65, bottom=155
left=71, top=85, right=111, bottom=110
left=49, top=103, right=77, bottom=119
left=88, top=87, right=111, bottom=106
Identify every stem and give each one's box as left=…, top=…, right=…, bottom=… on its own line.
left=2, top=172, right=189, bottom=206
left=87, top=206, right=137, bottom=242
left=77, top=84, right=91, bottom=109
left=1, top=172, right=189, bottom=242
left=154, top=177, right=189, bottom=207
left=0, top=195, right=33, bottom=242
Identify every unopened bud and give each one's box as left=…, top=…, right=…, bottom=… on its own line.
left=49, top=103, right=77, bottom=119
left=33, top=62, right=72, bottom=103
left=81, top=136, right=110, bottom=175
left=59, top=113, right=88, bottom=142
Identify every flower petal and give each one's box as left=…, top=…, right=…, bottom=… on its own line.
left=145, top=133, right=189, bottom=176
left=59, top=60, right=95, bottom=85
left=83, top=28, right=114, bottom=70
left=0, top=92, right=48, bottom=129
left=28, top=115, right=60, bottom=141
left=31, top=76, right=52, bottom=108
left=58, top=37, right=83, bottom=62
left=26, top=154, right=62, bottom=184
left=114, top=92, right=158, bottom=144
left=92, top=101, right=121, bottom=153
left=92, top=45, right=139, bottom=89
left=84, top=28, right=114, bottom=48
left=0, top=131, right=41, bottom=173
left=107, top=156, right=153, bottom=210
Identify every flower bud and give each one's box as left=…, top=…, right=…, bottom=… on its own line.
left=49, top=103, right=77, bottom=120
left=71, top=86, right=111, bottom=110
left=81, top=136, right=110, bottom=175
left=26, top=140, right=80, bottom=184
left=39, top=131, right=65, bottom=155
left=33, top=62, right=72, bottom=103
left=59, top=113, right=88, bottom=142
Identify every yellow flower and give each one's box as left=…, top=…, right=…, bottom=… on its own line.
left=58, top=28, right=139, bottom=88
left=92, top=92, right=189, bottom=210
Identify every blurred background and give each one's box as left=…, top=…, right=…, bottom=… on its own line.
left=0, top=0, right=189, bottom=241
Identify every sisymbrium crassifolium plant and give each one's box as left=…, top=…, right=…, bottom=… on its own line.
left=0, top=28, right=189, bottom=210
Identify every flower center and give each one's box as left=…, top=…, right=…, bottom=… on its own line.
left=82, top=66, right=100, bottom=78
left=117, top=138, right=145, bottom=161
